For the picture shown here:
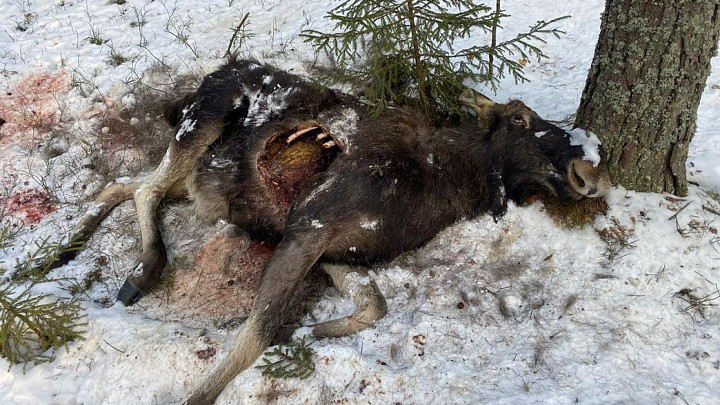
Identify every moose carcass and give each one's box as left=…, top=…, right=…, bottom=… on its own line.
left=56, top=58, right=610, bottom=404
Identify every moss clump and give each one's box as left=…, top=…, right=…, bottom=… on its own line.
left=539, top=196, right=608, bottom=228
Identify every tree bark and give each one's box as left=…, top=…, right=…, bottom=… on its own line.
left=575, top=0, right=720, bottom=196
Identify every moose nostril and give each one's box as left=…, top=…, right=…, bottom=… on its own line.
left=587, top=186, right=598, bottom=196
left=573, top=165, right=586, bottom=188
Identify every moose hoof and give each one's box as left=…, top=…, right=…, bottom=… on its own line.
left=117, top=279, right=145, bottom=306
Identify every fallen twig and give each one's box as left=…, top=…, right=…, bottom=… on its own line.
left=668, top=202, right=691, bottom=220
left=104, top=339, right=125, bottom=353
left=225, top=13, right=250, bottom=58
left=702, top=204, right=720, bottom=217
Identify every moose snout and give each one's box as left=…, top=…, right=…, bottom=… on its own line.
left=567, top=159, right=611, bottom=198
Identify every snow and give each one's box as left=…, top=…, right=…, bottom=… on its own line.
left=242, top=85, right=295, bottom=127
left=1, top=0, right=719, bottom=404
left=300, top=173, right=337, bottom=208
left=569, top=127, right=603, bottom=167
left=360, top=220, right=380, bottom=231
left=175, top=117, right=196, bottom=141
left=208, top=157, right=235, bottom=170
left=321, top=107, right=359, bottom=151
left=86, top=202, right=106, bottom=217
left=176, top=102, right=197, bottom=141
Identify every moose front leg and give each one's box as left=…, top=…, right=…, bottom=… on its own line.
left=187, top=228, right=332, bottom=405
left=311, top=263, right=387, bottom=337
left=117, top=124, right=221, bottom=305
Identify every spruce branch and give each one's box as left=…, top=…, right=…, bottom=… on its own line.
left=0, top=226, right=12, bottom=253
left=488, top=0, right=501, bottom=78
left=0, top=282, right=85, bottom=370
left=12, top=233, right=87, bottom=281
left=0, top=227, right=86, bottom=369
left=256, top=337, right=315, bottom=379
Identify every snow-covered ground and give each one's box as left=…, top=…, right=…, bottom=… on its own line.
left=1, top=0, right=719, bottom=404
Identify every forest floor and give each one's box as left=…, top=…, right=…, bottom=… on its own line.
left=1, top=0, right=719, bottom=404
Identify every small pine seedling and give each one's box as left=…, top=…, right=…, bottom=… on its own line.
left=302, top=0, right=568, bottom=117
left=256, top=337, right=315, bottom=379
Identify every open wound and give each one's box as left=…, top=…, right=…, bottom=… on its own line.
left=257, top=122, right=343, bottom=211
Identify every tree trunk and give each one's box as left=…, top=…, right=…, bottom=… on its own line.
left=575, top=0, right=720, bottom=196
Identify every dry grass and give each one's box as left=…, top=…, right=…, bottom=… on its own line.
left=597, top=217, right=636, bottom=263
left=675, top=286, right=720, bottom=323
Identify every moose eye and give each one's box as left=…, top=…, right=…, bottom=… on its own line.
left=512, top=115, right=525, bottom=125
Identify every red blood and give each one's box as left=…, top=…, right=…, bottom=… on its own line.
left=1, top=188, right=56, bottom=224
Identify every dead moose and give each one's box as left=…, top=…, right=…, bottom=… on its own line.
left=56, top=58, right=610, bottom=403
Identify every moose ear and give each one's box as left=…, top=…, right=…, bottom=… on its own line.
left=459, top=88, right=496, bottom=122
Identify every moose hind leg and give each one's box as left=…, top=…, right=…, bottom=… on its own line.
left=117, top=124, right=222, bottom=306
left=311, top=263, right=387, bottom=338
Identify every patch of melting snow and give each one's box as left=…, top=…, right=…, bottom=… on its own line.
left=131, top=262, right=144, bottom=277
left=175, top=118, right=196, bottom=141
left=209, top=157, right=235, bottom=169
left=311, top=219, right=324, bottom=228
left=535, top=130, right=549, bottom=138
left=301, top=174, right=337, bottom=207
left=86, top=202, right=106, bottom=217
left=174, top=102, right=198, bottom=141
left=360, top=220, right=380, bottom=230
left=346, top=271, right=371, bottom=287
left=112, top=177, right=134, bottom=185
left=569, top=128, right=602, bottom=167
left=323, top=108, right=359, bottom=151
left=243, top=85, right=295, bottom=127
left=155, top=149, right=172, bottom=174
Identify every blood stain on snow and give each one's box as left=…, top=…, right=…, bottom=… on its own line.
left=195, top=346, right=217, bottom=360
left=0, top=71, right=71, bottom=147
left=1, top=188, right=57, bottom=224
left=153, top=233, right=275, bottom=324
